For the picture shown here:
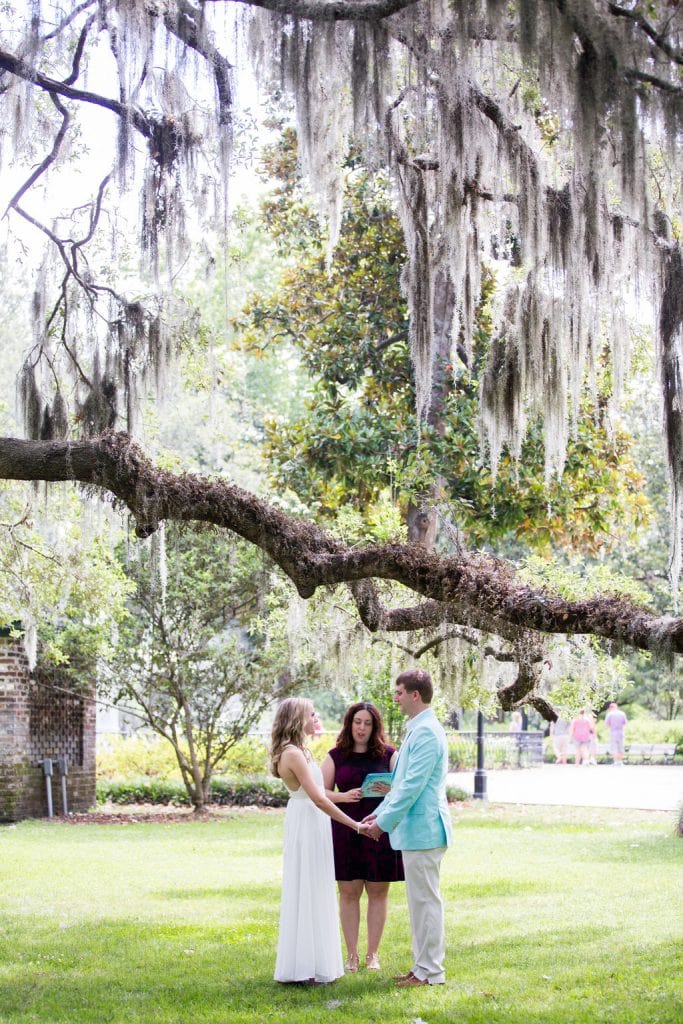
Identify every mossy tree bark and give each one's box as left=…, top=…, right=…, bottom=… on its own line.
left=1, top=434, right=681, bottom=677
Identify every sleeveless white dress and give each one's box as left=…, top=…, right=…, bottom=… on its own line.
left=274, top=762, right=344, bottom=983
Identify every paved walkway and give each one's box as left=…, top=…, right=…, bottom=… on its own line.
left=449, top=763, right=683, bottom=811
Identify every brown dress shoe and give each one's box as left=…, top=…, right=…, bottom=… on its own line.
left=396, top=972, right=429, bottom=987
left=392, top=970, right=414, bottom=981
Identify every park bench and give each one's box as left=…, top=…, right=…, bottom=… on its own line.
left=578, top=742, right=677, bottom=764
left=625, top=743, right=652, bottom=762
left=620, top=742, right=676, bottom=764
left=652, top=743, right=677, bottom=763
left=635, top=742, right=677, bottom=764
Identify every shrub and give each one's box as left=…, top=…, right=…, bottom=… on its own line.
left=210, top=776, right=288, bottom=807
left=97, top=735, right=181, bottom=781
left=96, top=775, right=289, bottom=807
left=446, top=785, right=471, bottom=802
left=214, top=737, right=269, bottom=775
left=98, top=733, right=289, bottom=780
left=97, top=778, right=190, bottom=805
left=98, top=733, right=273, bottom=783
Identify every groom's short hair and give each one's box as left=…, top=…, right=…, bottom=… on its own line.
left=397, top=668, right=433, bottom=704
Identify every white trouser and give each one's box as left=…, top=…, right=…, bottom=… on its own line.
left=402, top=846, right=447, bottom=984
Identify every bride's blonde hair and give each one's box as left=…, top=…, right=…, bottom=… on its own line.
left=270, top=697, right=312, bottom=777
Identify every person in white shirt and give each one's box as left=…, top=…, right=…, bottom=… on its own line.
left=604, top=701, right=628, bottom=766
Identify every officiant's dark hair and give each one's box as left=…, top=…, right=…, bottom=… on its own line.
left=336, top=702, right=387, bottom=760
left=397, top=668, right=433, bottom=703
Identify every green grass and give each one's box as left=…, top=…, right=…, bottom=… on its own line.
left=0, top=803, right=681, bottom=1023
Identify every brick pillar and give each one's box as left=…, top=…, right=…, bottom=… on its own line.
left=0, top=632, right=97, bottom=822
left=0, top=633, right=32, bottom=822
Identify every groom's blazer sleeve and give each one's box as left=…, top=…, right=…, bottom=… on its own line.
left=373, top=728, right=439, bottom=834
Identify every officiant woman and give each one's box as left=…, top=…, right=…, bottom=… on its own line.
left=321, top=701, right=404, bottom=974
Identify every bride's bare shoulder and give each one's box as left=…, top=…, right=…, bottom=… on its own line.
left=280, top=743, right=305, bottom=762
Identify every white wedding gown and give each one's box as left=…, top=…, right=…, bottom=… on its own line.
left=274, top=762, right=344, bottom=983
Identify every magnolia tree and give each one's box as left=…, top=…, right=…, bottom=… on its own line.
left=0, top=0, right=681, bottom=716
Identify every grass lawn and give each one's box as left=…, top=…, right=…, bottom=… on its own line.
left=0, top=802, right=681, bottom=1023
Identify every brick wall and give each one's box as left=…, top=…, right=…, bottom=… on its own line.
left=0, top=635, right=31, bottom=821
left=0, top=634, right=96, bottom=822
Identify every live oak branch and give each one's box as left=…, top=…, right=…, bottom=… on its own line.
left=1, top=435, right=681, bottom=681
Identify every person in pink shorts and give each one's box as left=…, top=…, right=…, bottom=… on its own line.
left=569, top=710, right=596, bottom=766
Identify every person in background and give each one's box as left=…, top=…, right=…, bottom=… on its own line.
left=509, top=711, right=523, bottom=733
left=270, top=697, right=373, bottom=985
left=605, top=701, right=628, bottom=766
left=569, top=709, right=596, bottom=767
left=364, top=669, right=453, bottom=987
left=586, top=708, right=599, bottom=765
left=321, top=702, right=403, bottom=973
left=549, top=716, right=570, bottom=764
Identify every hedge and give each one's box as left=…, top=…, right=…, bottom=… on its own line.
left=97, top=735, right=271, bottom=782
left=96, top=775, right=289, bottom=807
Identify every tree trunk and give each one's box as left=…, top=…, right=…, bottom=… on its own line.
left=181, top=701, right=206, bottom=811
left=406, top=266, right=454, bottom=547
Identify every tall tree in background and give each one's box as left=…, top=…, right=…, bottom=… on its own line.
left=0, top=1, right=681, bottom=707
left=238, top=129, right=650, bottom=555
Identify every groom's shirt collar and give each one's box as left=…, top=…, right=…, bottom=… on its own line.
left=405, top=707, right=434, bottom=733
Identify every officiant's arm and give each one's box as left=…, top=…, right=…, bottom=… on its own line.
left=371, top=749, right=399, bottom=795
left=321, top=755, right=363, bottom=803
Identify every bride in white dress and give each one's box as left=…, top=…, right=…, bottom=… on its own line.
left=270, top=697, right=372, bottom=984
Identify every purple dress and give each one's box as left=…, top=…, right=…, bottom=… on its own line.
left=328, top=746, right=405, bottom=883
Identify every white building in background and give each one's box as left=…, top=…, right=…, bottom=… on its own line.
left=95, top=697, right=146, bottom=740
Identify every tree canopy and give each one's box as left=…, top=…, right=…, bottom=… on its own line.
left=238, top=129, right=651, bottom=554
left=0, top=0, right=681, bottom=712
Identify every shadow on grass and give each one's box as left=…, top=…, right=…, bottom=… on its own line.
left=153, top=884, right=278, bottom=902
left=443, top=878, right=551, bottom=899
left=0, top=916, right=275, bottom=1022
left=1, top=916, right=681, bottom=1024
left=590, top=832, right=682, bottom=865
left=454, top=815, right=606, bottom=835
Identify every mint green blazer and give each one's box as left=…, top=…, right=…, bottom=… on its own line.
left=374, top=708, right=453, bottom=851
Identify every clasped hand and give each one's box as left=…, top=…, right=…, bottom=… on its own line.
left=355, top=821, right=378, bottom=840
left=360, top=814, right=384, bottom=841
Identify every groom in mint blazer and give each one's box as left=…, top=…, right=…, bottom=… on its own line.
left=365, top=668, right=452, bottom=986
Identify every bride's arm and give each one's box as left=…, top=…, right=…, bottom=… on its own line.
left=321, top=754, right=362, bottom=804
left=281, top=749, right=369, bottom=833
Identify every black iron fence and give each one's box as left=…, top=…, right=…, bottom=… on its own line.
left=448, top=731, right=545, bottom=770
